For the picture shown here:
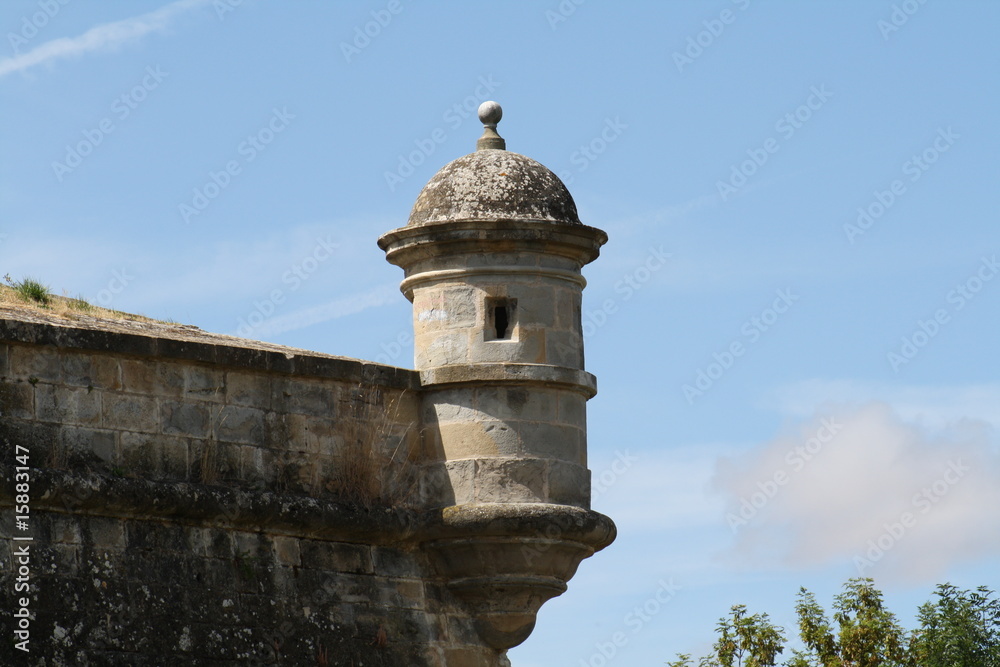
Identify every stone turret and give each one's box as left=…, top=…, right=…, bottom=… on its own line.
left=379, top=101, right=607, bottom=509
left=379, top=102, right=614, bottom=652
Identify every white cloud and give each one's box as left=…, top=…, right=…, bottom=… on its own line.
left=240, top=284, right=398, bottom=338
left=768, top=378, right=1000, bottom=431
left=713, top=402, right=1000, bottom=583
left=0, top=0, right=211, bottom=78
left=594, top=445, right=730, bottom=533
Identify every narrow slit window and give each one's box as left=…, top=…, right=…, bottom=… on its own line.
left=487, top=298, right=516, bottom=340
left=494, top=304, right=510, bottom=339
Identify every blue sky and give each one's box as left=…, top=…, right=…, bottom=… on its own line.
left=2, top=1, right=999, bottom=664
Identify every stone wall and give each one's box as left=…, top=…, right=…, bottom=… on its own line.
left=0, top=313, right=499, bottom=665
left=0, top=309, right=615, bottom=665
left=0, top=317, right=422, bottom=502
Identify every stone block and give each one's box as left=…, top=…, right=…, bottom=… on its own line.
left=272, top=536, right=300, bottom=567
left=239, top=444, right=264, bottom=480
left=186, top=527, right=213, bottom=556
left=484, top=421, right=522, bottom=457
left=338, top=573, right=383, bottom=605
left=555, top=286, right=582, bottom=331
left=470, top=327, right=545, bottom=364
left=119, top=431, right=162, bottom=476
left=161, top=400, right=213, bottom=437
left=258, top=446, right=283, bottom=487
left=418, top=420, right=445, bottom=461
left=545, top=329, right=583, bottom=368
left=87, top=517, right=126, bottom=549
left=537, top=252, right=579, bottom=271
left=50, top=516, right=83, bottom=544
left=385, top=578, right=425, bottom=610
left=36, top=384, right=101, bottom=426
left=475, top=386, right=559, bottom=422
left=439, top=286, right=479, bottom=329
left=412, top=287, right=447, bottom=314
left=299, top=540, right=372, bottom=574
left=225, top=370, right=271, bottom=408
left=158, top=361, right=187, bottom=396
left=414, top=287, right=477, bottom=333
left=120, top=359, right=183, bottom=397
left=9, top=343, right=60, bottom=382
left=161, top=435, right=190, bottom=480
left=215, top=405, right=265, bottom=444
left=417, top=331, right=470, bottom=368
left=546, top=460, right=591, bottom=508
left=208, top=529, right=234, bottom=559
left=61, top=352, right=120, bottom=389
left=0, top=379, right=33, bottom=418
left=120, top=431, right=188, bottom=479
left=49, top=543, right=81, bottom=575
left=510, top=284, right=556, bottom=329
left=442, top=647, right=502, bottom=667
left=0, top=419, right=57, bottom=461
left=438, top=421, right=507, bottom=459
left=417, top=462, right=455, bottom=506
left=119, top=359, right=157, bottom=396
left=386, top=389, right=420, bottom=426
left=425, top=395, right=479, bottom=427
left=58, top=426, right=117, bottom=464
left=188, top=527, right=233, bottom=559
left=474, top=457, right=546, bottom=503
left=557, top=391, right=586, bottom=428
left=285, top=413, right=335, bottom=453
left=372, top=547, right=423, bottom=578
left=0, top=343, right=8, bottom=377
left=103, top=393, right=158, bottom=433
left=276, top=377, right=336, bottom=417
left=444, top=459, right=476, bottom=505
left=233, top=531, right=270, bottom=560
left=516, top=422, right=583, bottom=464
left=183, top=364, right=225, bottom=401
left=191, top=439, right=242, bottom=483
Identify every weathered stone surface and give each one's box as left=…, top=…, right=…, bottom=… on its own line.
left=474, top=457, right=548, bottom=503
left=546, top=329, right=584, bottom=367
left=103, top=393, right=159, bottom=433
left=59, top=425, right=116, bottom=464
left=406, top=150, right=582, bottom=227
left=61, top=351, right=120, bottom=389
left=0, top=379, right=33, bottom=418
left=546, top=460, right=592, bottom=508
left=216, top=405, right=266, bottom=444
left=36, top=384, right=102, bottom=426
left=225, top=369, right=271, bottom=407
left=160, top=399, right=212, bottom=437
left=10, top=342, right=61, bottom=381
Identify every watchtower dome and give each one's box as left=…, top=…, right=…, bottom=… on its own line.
left=379, top=102, right=608, bottom=509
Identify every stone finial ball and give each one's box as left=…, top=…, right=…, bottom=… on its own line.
left=478, top=101, right=503, bottom=126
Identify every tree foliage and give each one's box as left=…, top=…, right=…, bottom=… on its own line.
left=909, top=583, right=1000, bottom=666
left=669, top=579, right=1000, bottom=667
